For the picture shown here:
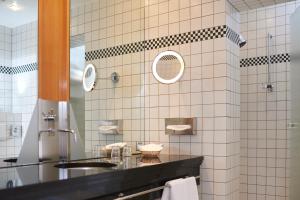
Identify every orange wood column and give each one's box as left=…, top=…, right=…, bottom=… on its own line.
left=38, top=0, right=70, bottom=101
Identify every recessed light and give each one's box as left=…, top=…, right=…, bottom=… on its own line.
left=8, top=1, right=23, bottom=11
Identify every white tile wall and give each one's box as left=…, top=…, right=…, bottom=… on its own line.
left=72, top=0, right=241, bottom=200
left=11, top=22, right=37, bottom=67
left=0, top=25, right=12, bottom=112
left=0, top=25, right=11, bottom=67
left=0, top=112, right=22, bottom=158
left=71, top=0, right=146, bottom=152
left=0, top=73, right=12, bottom=113
left=12, top=71, right=37, bottom=138
left=239, top=1, right=300, bottom=200
left=11, top=21, right=38, bottom=140
left=0, top=21, right=38, bottom=159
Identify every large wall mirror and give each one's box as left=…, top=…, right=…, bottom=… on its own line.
left=70, top=0, right=145, bottom=155
left=0, top=0, right=38, bottom=160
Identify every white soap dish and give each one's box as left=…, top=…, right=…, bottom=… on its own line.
left=138, top=144, right=163, bottom=157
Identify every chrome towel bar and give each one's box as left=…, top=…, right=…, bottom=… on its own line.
left=114, top=175, right=201, bottom=200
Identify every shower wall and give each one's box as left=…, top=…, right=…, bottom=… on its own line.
left=0, top=25, right=12, bottom=112
left=11, top=22, right=38, bottom=139
left=0, top=22, right=38, bottom=158
left=239, top=1, right=300, bottom=199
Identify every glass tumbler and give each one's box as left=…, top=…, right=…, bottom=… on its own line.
left=122, top=146, right=132, bottom=157
left=111, top=146, right=121, bottom=158
left=92, top=145, right=101, bottom=157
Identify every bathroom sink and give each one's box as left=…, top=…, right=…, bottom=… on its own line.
left=54, top=162, right=117, bottom=169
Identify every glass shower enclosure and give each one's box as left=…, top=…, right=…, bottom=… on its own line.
left=290, top=5, right=300, bottom=200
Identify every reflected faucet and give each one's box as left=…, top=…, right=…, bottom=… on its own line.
left=39, top=128, right=77, bottom=143
left=58, top=129, right=77, bottom=143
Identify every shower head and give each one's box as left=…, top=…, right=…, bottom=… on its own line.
left=239, top=35, right=247, bottom=48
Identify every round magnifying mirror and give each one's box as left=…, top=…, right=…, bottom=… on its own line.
left=152, top=51, right=185, bottom=84
left=83, top=64, right=96, bottom=92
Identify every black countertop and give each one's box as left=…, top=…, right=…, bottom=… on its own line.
left=0, top=154, right=204, bottom=200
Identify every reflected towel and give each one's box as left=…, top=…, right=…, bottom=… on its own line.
left=166, top=125, right=191, bottom=131
left=161, top=177, right=199, bottom=200
left=98, top=125, right=118, bottom=134
left=98, top=125, right=118, bottom=131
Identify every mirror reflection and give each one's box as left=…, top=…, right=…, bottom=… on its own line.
left=70, top=0, right=145, bottom=158
left=156, top=55, right=182, bottom=80
left=152, top=51, right=185, bottom=84
left=82, top=64, right=96, bottom=92
left=0, top=0, right=38, bottom=161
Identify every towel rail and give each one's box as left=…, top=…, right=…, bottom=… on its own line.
left=114, top=175, right=201, bottom=200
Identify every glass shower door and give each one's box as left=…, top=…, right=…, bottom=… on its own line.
left=289, top=6, right=300, bottom=200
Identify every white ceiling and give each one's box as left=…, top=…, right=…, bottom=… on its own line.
left=0, top=0, right=37, bottom=28
left=229, top=0, right=294, bottom=11
left=0, top=0, right=294, bottom=28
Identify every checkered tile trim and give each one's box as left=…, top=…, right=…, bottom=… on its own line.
left=271, top=53, right=290, bottom=63
left=226, top=27, right=240, bottom=45
left=240, top=53, right=290, bottom=67
left=12, top=63, right=38, bottom=74
left=161, top=55, right=177, bottom=61
left=85, top=41, right=144, bottom=60
left=0, top=66, right=12, bottom=74
left=85, top=25, right=229, bottom=61
left=0, top=63, right=38, bottom=74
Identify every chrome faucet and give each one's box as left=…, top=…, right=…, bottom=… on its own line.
left=58, top=129, right=77, bottom=143
left=39, top=128, right=77, bottom=143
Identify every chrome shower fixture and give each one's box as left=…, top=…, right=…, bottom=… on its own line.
left=263, top=83, right=274, bottom=92
left=239, top=35, right=247, bottom=48
left=111, top=72, right=120, bottom=83
left=265, top=33, right=274, bottom=92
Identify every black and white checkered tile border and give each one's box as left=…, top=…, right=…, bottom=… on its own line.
left=240, top=53, right=290, bottom=67
left=85, top=25, right=241, bottom=61
left=0, top=63, right=38, bottom=74
left=0, top=66, right=12, bottom=74
left=12, top=63, right=38, bottom=74
left=0, top=25, right=243, bottom=74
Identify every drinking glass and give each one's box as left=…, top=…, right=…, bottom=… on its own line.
left=111, top=146, right=121, bottom=158
left=122, top=146, right=132, bottom=157
left=92, top=145, right=101, bottom=157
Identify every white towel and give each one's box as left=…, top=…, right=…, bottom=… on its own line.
left=161, top=177, right=199, bottom=200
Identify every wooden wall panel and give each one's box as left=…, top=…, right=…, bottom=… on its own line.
left=38, top=0, right=70, bottom=101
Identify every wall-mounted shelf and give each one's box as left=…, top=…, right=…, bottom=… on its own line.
left=165, top=118, right=196, bottom=135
